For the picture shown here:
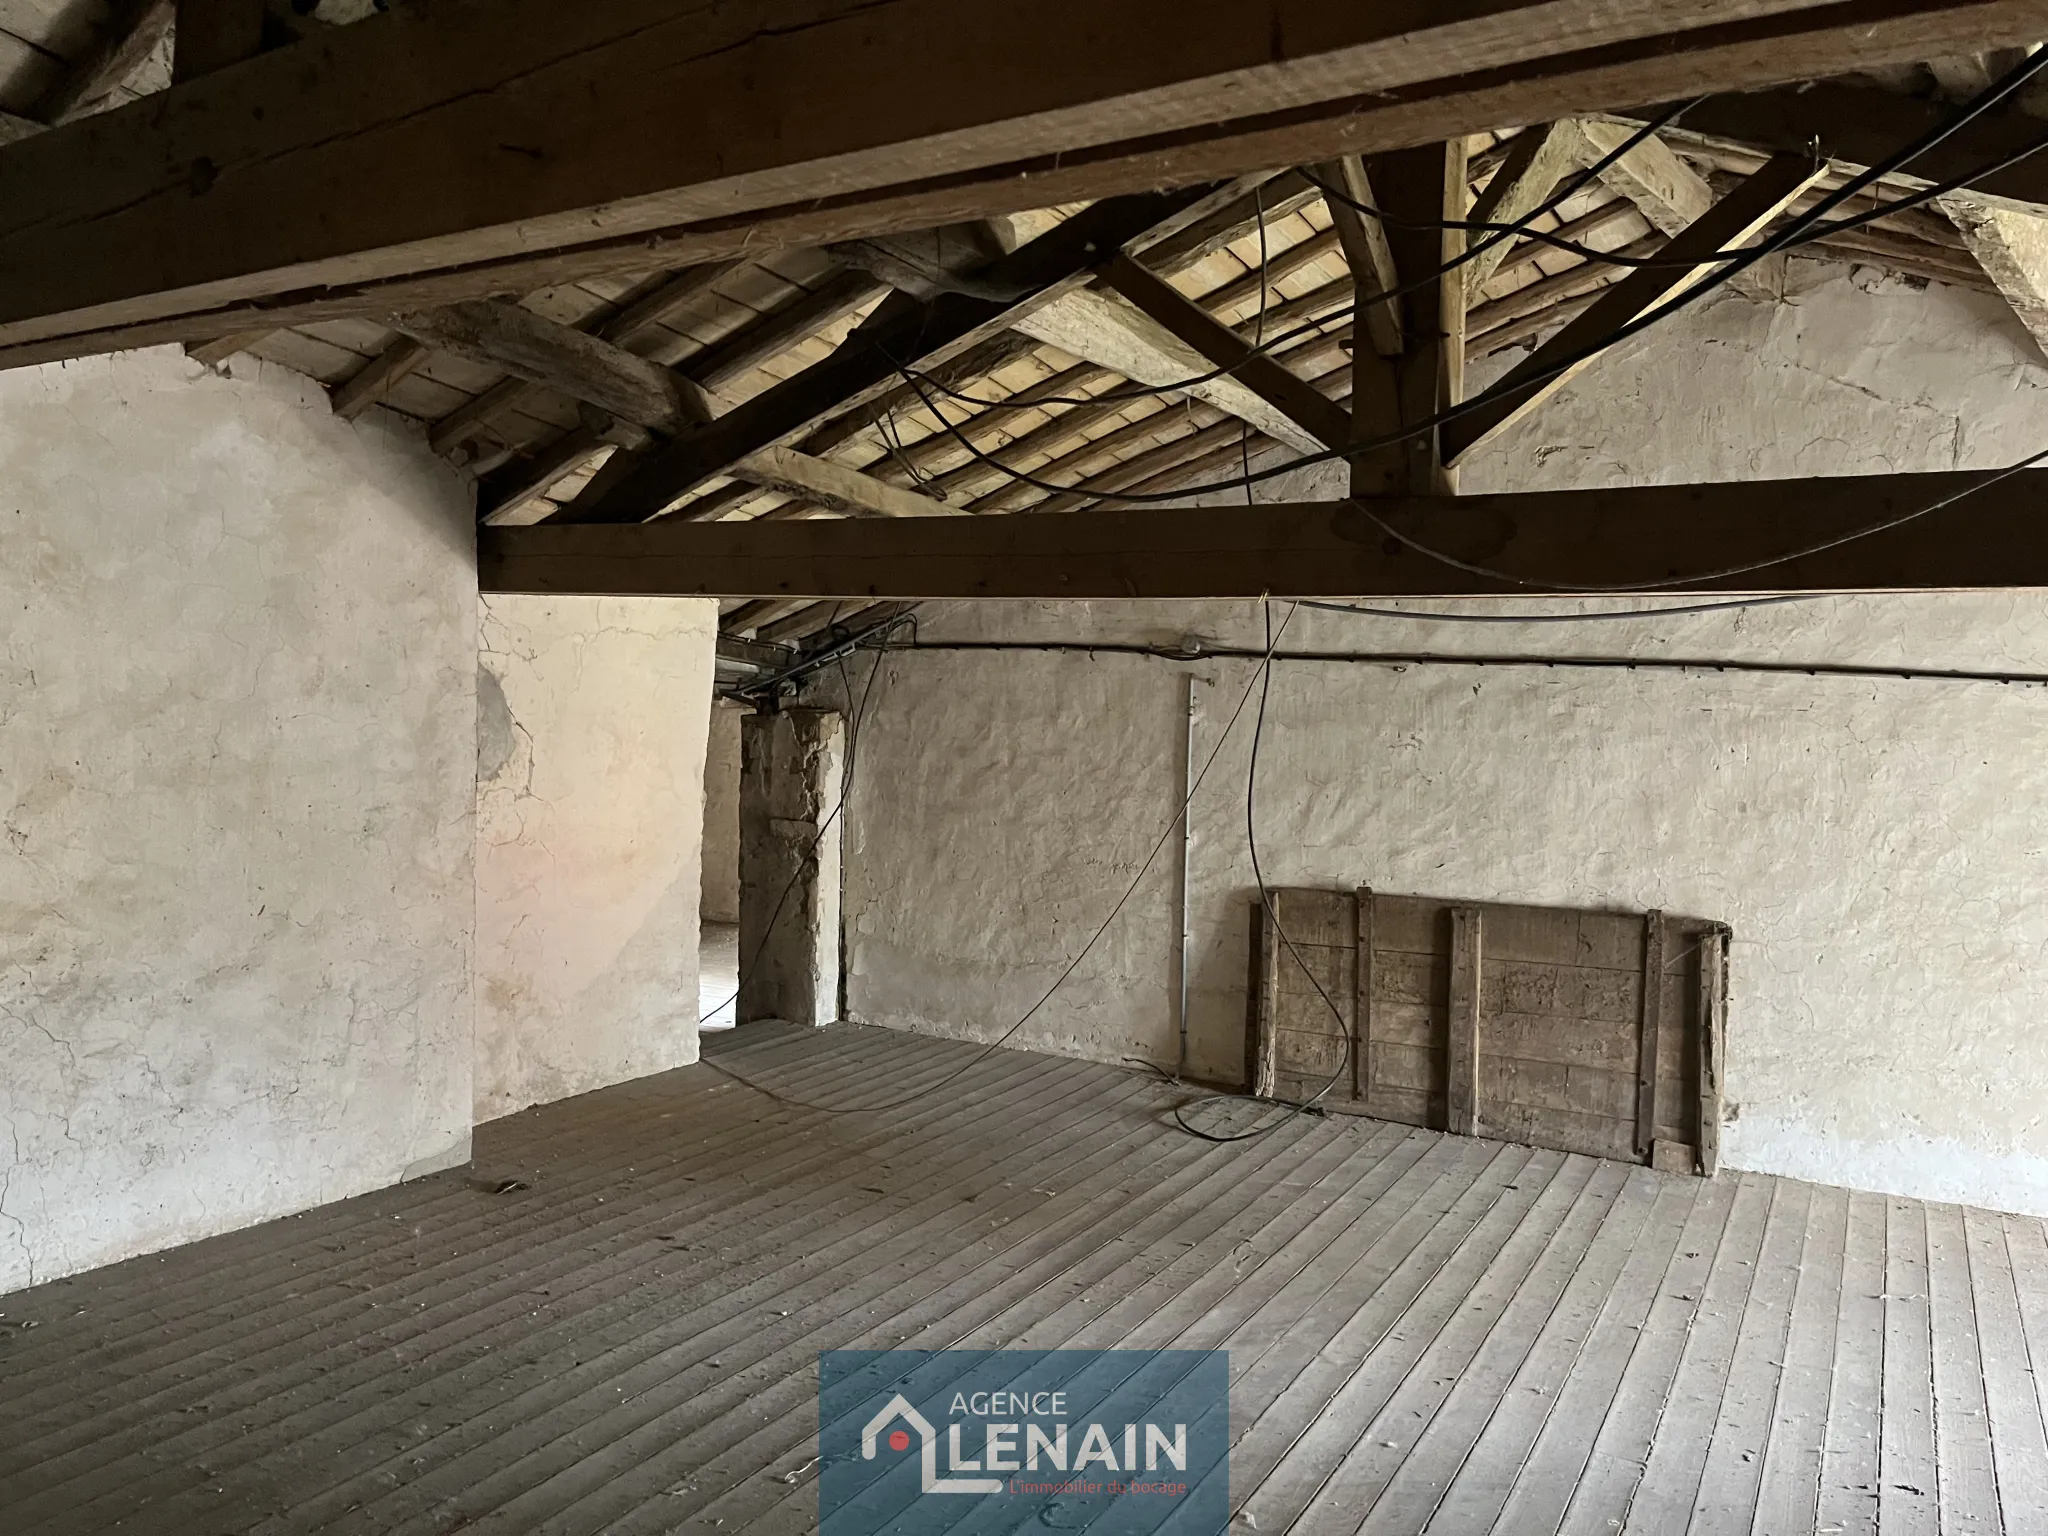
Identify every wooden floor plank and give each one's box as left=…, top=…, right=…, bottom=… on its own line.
left=1817, top=1190, right=1891, bottom=1536
left=1688, top=1176, right=1812, bottom=1533
left=2, top=1028, right=2046, bottom=1536
left=1621, top=1172, right=1775, bottom=1531
left=1231, top=1144, right=1546, bottom=1523
left=1928, top=1201, right=2004, bottom=1535
left=1351, top=1160, right=1649, bottom=1535
left=1969, top=1209, right=2048, bottom=1520
left=615, top=1118, right=1401, bottom=1532
left=1751, top=1183, right=1849, bottom=1536
left=311, top=1068, right=1194, bottom=1533
left=1566, top=1173, right=1767, bottom=1531
left=40, top=1038, right=1116, bottom=1531
left=1292, top=1157, right=1616, bottom=1529
left=8, top=1029, right=1039, bottom=1514
left=1440, top=1174, right=1698, bottom=1535
left=719, top=1130, right=1445, bottom=1536
left=1883, top=1197, right=1943, bottom=1536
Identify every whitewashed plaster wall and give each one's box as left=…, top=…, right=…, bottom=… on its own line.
left=702, top=701, right=744, bottom=925
left=475, top=596, right=718, bottom=1121
left=0, top=347, right=478, bottom=1294
left=831, top=260, right=2048, bottom=1216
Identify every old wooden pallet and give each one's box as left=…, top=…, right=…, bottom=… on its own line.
left=1247, top=889, right=1729, bottom=1174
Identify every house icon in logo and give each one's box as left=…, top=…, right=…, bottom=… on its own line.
left=860, top=1394, right=1004, bottom=1495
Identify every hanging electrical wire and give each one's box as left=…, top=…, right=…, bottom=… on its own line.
left=696, top=624, right=893, bottom=1031
left=1173, top=599, right=1362, bottom=1143
left=695, top=56, right=2048, bottom=1131
left=695, top=598, right=1309, bottom=1117
left=1347, top=442, right=2048, bottom=595
left=890, top=50, right=2048, bottom=513
left=879, top=101, right=1699, bottom=415
left=1294, top=595, right=1822, bottom=623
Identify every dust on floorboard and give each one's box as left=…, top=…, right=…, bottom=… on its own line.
left=1, top=1022, right=2045, bottom=1534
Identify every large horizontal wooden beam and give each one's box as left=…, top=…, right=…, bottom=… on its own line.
left=478, top=471, right=2048, bottom=599
left=1, top=0, right=2042, bottom=368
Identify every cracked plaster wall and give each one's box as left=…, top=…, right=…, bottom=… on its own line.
left=475, top=596, right=718, bottom=1122
left=0, top=347, right=477, bottom=1295
left=831, top=260, right=2048, bottom=1216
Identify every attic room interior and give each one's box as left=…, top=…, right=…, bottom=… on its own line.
left=14, top=1, right=2048, bottom=1531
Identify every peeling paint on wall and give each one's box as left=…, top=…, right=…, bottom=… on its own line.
left=830, top=261, right=2048, bottom=1217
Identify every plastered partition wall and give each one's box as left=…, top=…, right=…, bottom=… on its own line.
left=833, top=260, right=2048, bottom=1216
left=475, top=595, right=719, bottom=1120
left=0, top=348, right=477, bottom=1294
left=702, top=701, right=744, bottom=924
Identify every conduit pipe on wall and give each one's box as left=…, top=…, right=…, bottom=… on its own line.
left=865, top=641, right=2048, bottom=689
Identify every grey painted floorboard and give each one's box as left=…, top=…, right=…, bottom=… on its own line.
left=2, top=1025, right=2046, bottom=1534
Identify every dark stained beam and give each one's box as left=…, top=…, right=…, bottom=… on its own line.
left=174, top=0, right=266, bottom=82
left=1349, top=141, right=1468, bottom=498
left=480, top=471, right=2048, bottom=599
left=2, top=0, right=2044, bottom=367
left=1440, top=151, right=1824, bottom=465
left=565, top=187, right=1230, bottom=524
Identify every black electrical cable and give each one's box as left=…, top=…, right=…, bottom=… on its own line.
left=729, top=608, right=918, bottom=701
left=894, top=51, right=2048, bottom=512
left=1348, top=441, right=2048, bottom=595
left=1297, top=117, right=2048, bottom=273
left=697, top=629, right=891, bottom=1031
left=883, top=102, right=1698, bottom=415
left=1174, top=224, right=1355, bottom=1140
left=695, top=598, right=1306, bottom=1117
left=700, top=59, right=2048, bottom=1124
left=1172, top=600, right=1362, bottom=1143
left=871, top=637, right=2048, bottom=689
left=1294, top=595, right=1823, bottom=622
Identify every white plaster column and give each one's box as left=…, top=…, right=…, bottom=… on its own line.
left=739, top=708, right=845, bottom=1027
left=474, top=595, right=719, bottom=1120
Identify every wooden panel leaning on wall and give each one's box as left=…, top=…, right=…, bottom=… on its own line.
left=1248, top=888, right=1730, bottom=1175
